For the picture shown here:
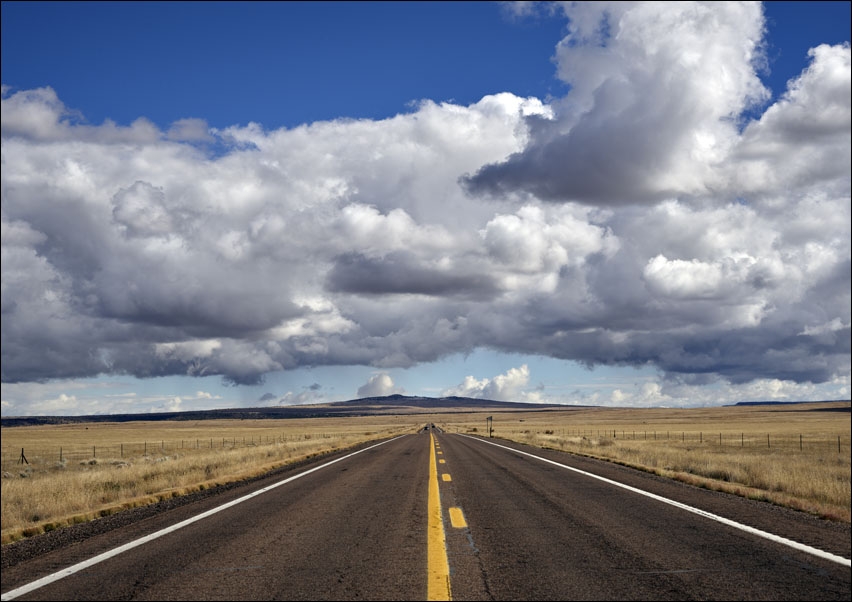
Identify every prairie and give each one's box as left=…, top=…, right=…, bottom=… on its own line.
left=1, top=400, right=849, bottom=545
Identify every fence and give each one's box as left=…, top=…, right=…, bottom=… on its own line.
left=499, top=427, right=850, bottom=455
left=1, top=432, right=337, bottom=473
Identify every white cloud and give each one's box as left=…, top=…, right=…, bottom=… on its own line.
left=482, top=204, right=617, bottom=275
left=156, top=397, right=183, bottom=413
left=443, top=364, right=531, bottom=401
left=166, top=118, right=214, bottom=143
left=722, top=43, right=851, bottom=199
left=277, top=389, right=327, bottom=406
left=112, top=181, right=175, bottom=238
left=357, top=373, right=403, bottom=398
left=1, top=3, right=849, bottom=411
left=465, top=1, right=770, bottom=203
left=1, top=86, right=161, bottom=144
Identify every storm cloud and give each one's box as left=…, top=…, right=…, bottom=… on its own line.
left=2, top=2, right=849, bottom=399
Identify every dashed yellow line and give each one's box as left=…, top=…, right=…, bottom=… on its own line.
left=428, top=433, right=452, bottom=600
left=442, top=473, right=452, bottom=482
left=448, top=507, right=467, bottom=528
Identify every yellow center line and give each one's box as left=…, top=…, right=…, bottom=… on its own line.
left=428, top=433, right=452, bottom=601
left=448, top=507, right=467, bottom=529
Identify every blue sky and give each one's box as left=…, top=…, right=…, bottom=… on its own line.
left=2, top=1, right=850, bottom=415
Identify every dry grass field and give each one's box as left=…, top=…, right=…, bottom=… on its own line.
left=1, top=401, right=849, bottom=545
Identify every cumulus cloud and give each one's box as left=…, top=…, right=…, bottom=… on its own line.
left=1, top=2, right=849, bottom=407
left=463, top=1, right=770, bottom=204
left=0, top=86, right=161, bottom=144
left=166, top=118, right=214, bottom=143
left=443, top=365, right=531, bottom=401
left=724, top=42, right=852, bottom=198
left=357, top=373, right=403, bottom=398
left=149, top=390, right=222, bottom=413
left=277, top=387, right=327, bottom=406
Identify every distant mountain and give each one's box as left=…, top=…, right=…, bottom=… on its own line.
left=340, top=393, right=567, bottom=410
left=0, top=395, right=570, bottom=427
left=731, top=400, right=850, bottom=407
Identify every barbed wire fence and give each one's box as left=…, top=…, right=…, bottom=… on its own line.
left=1, top=431, right=342, bottom=474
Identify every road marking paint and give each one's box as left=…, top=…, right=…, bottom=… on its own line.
left=439, top=458, right=446, bottom=464
left=442, top=473, right=452, bottom=482
left=449, top=507, right=467, bottom=529
left=0, top=437, right=406, bottom=602
left=428, top=433, right=452, bottom=601
left=465, top=435, right=852, bottom=568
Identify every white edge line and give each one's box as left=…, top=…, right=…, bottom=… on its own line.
left=464, top=435, right=851, bottom=568
left=1, top=436, right=404, bottom=601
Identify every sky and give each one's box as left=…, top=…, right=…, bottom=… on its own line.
left=1, top=1, right=850, bottom=416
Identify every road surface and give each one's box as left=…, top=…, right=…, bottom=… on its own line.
left=2, top=428, right=849, bottom=600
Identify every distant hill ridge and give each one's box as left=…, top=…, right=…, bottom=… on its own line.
left=343, top=393, right=565, bottom=409
left=0, top=394, right=568, bottom=427
left=1, top=396, right=846, bottom=427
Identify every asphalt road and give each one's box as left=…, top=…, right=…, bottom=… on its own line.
left=2, top=428, right=850, bottom=601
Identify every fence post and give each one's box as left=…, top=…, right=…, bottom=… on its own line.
left=767, top=434, right=770, bottom=449
left=800, top=434, right=802, bottom=451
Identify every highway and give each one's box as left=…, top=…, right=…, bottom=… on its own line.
left=2, top=427, right=850, bottom=600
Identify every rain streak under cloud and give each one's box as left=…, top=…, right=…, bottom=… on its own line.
left=1, top=1, right=850, bottom=413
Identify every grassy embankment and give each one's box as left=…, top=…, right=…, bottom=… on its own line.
left=1, top=401, right=849, bottom=545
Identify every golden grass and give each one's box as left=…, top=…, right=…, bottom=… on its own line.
left=1, top=402, right=849, bottom=545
